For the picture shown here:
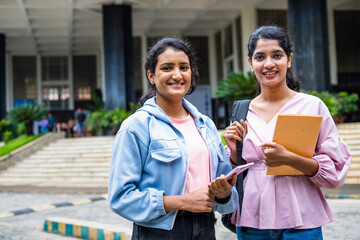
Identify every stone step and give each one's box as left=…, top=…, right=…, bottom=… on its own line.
left=35, top=149, right=112, bottom=155
left=347, top=171, right=360, bottom=177
left=28, top=153, right=112, bottom=159
left=336, top=123, right=360, bottom=129
left=46, top=141, right=114, bottom=146
left=0, top=171, right=110, bottom=177
left=350, top=150, right=360, bottom=156
left=42, top=145, right=112, bottom=150
left=6, top=166, right=110, bottom=173
left=344, top=178, right=360, bottom=184
left=13, top=162, right=110, bottom=168
left=0, top=176, right=109, bottom=182
left=23, top=158, right=111, bottom=163
left=350, top=159, right=360, bottom=164
left=350, top=163, right=360, bottom=169
left=338, top=128, right=360, bottom=132
left=56, top=136, right=115, bottom=142
left=344, top=143, right=360, bottom=148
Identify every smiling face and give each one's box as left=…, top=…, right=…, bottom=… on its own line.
left=147, top=47, right=192, bottom=103
left=248, top=38, right=292, bottom=90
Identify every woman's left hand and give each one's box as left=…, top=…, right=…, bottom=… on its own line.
left=208, top=174, right=237, bottom=199
left=260, top=142, right=292, bottom=167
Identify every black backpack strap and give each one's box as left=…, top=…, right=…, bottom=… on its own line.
left=231, top=99, right=251, bottom=215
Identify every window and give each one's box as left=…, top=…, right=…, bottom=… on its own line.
left=224, top=24, right=233, bottom=59
left=77, top=86, right=91, bottom=100
left=257, top=10, right=288, bottom=29
left=224, top=24, right=235, bottom=75
left=42, top=56, right=68, bottom=81
left=73, top=56, right=96, bottom=102
left=12, top=57, right=37, bottom=103
left=42, top=86, right=69, bottom=109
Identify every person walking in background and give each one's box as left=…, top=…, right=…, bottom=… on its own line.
left=39, top=118, right=48, bottom=134
left=67, top=117, right=75, bottom=138
left=75, top=108, right=86, bottom=137
left=223, top=25, right=351, bottom=239
left=47, top=112, right=56, bottom=132
left=108, top=37, right=238, bottom=240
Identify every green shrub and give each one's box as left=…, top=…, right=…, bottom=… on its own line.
left=3, top=131, right=13, bottom=144
left=304, top=90, right=359, bottom=119
left=216, top=71, right=257, bottom=101
left=16, top=123, right=26, bottom=136
left=86, top=103, right=140, bottom=136
left=86, top=109, right=107, bottom=136
left=7, top=103, right=49, bottom=135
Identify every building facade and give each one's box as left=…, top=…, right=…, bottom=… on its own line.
left=0, top=0, right=359, bottom=126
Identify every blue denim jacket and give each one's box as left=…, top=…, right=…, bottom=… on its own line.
left=108, top=97, right=238, bottom=230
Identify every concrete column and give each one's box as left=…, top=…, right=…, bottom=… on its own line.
left=0, top=34, right=6, bottom=120
left=240, top=7, right=257, bottom=74
left=36, top=55, right=42, bottom=104
left=6, top=53, right=12, bottom=111
left=68, top=55, right=74, bottom=110
left=208, top=35, right=218, bottom=98
left=232, top=19, right=239, bottom=72
left=327, top=4, right=338, bottom=85
left=288, top=0, right=331, bottom=91
left=141, top=35, right=148, bottom=95
left=102, top=4, right=134, bottom=111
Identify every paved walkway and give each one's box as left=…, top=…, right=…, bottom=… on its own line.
left=0, top=192, right=359, bottom=240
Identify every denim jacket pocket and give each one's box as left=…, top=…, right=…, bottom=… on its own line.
left=150, top=148, right=181, bottom=163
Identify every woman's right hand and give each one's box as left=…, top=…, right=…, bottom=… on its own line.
left=163, top=188, right=214, bottom=213
left=223, top=120, right=247, bottom=163
left=181, top=188, right=214, bottom=212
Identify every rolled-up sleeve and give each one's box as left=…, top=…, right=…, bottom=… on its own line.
left=309, top=102, right=352, bottom=188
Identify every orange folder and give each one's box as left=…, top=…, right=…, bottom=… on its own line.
left=266, top=114, right=323, bottom=175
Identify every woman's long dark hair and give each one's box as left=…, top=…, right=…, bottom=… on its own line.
left=139, top=37, right=199, bottom=105
left=247, top=25, right=300, bottom=92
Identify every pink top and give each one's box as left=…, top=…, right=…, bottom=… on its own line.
left=227, top=93, right=351, bottom=229
left=169, top=114, right=211, bottom=194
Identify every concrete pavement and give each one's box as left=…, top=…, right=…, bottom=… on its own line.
left=0, top=192, right=359, bottom=240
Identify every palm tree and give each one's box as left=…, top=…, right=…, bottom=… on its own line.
left=216, top=71, right=257, bottom=101
left=7, top=104, right=49, bottom=135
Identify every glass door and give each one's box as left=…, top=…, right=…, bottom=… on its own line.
left=41, top=56, right=70, bottom=110
left=42, top=86, right=69, bottom=110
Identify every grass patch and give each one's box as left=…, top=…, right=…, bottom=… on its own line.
left=0, top=134, right=42, bottom=157
left=221, top=135, right=226, bottom=146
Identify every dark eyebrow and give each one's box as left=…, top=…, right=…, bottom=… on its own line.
left=273, top=50, right=284, bottom=54
left=159, top=62, right=189, bottom=66
left=159, top=62, right=175, bottom=67
left=254, top=50, right=284, bottom=55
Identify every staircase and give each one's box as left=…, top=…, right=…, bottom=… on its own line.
left=0, top=136, right=115, bottom=189
left=337, top=122, right=360, bottom=184
left=0, top=122, right=359, bottom=190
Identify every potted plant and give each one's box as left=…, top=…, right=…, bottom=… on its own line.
left=106, top=103, right=140, bottom=134
left=216, top=70, right=257, bottom=101
left=303, top=90, right=359, bottom=123
left=86, top=103, right=140, bottom=136
left=86, top=109, right=108, bottom=136
left=6, top=103, right=49, bottom=135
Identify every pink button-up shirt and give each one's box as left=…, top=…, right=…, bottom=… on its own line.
left=227, top=92, right=351, bottom=229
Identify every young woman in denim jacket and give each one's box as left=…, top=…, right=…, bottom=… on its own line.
left=224, top=26, right=351, bottom=240
left=108, top=37, right=238, bottom=240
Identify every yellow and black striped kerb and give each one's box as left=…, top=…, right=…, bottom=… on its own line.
left=43, top=217, right=130, bottom=240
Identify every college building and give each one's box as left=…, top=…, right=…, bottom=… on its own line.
left=0, top=0, right=359, bottom=126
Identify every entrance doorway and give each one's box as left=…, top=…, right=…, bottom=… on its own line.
left=42, top=85, right=70, bottom=110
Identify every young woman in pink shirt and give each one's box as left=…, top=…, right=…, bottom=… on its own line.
left=224, top=25, right=351, bottom=239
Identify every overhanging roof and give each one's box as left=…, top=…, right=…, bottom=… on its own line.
left=0, top=0, right=358, bottom=55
